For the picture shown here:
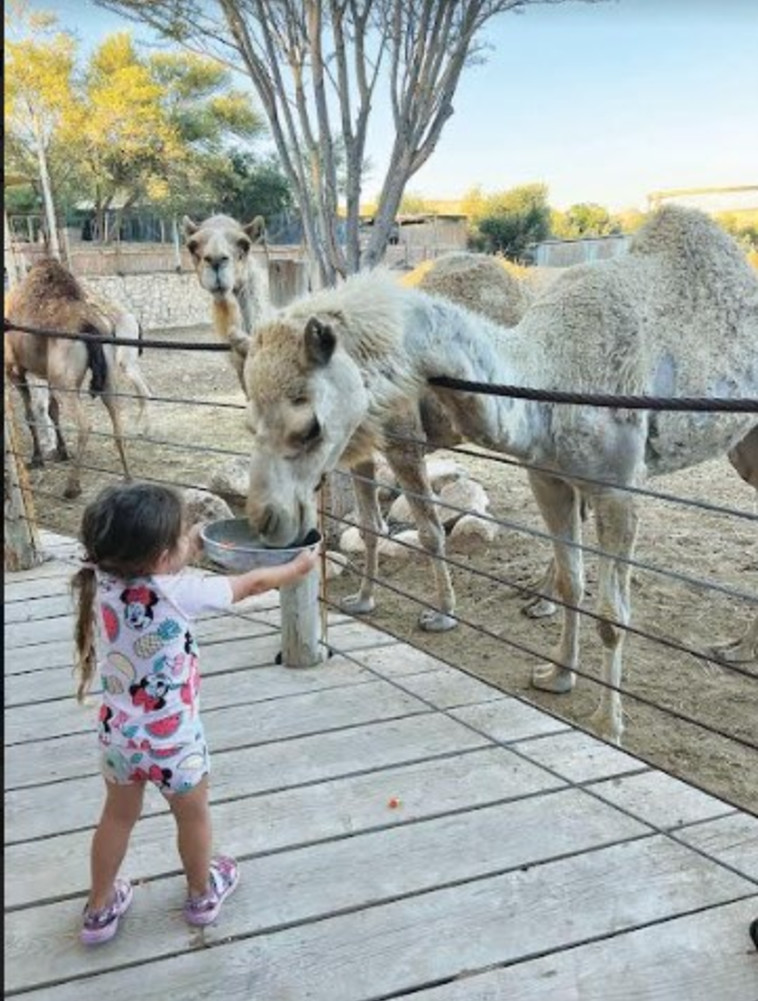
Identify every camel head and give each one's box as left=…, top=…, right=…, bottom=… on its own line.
left=244, top=313, right=371, bottom=546
left=182, top=213, right=265, bottom=297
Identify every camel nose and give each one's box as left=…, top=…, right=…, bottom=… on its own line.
left=257, top=504, right=279, bottom=540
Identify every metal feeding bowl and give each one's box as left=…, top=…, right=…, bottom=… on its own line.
left=200, top=519, right=321, bottom=572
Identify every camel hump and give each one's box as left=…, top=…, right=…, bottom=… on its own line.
left=25, top=257, right=88, bottom=302
left=630, top=205, right=754, bottom=283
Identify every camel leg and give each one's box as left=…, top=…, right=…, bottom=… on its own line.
left=587, top=491, right=640, bottom=746
left=10, top=370, right=47, bottom=468
left=528, top=471, right=584, bottom=694
left=522, top=497, right=591, bottom=619
left=100, top=378, right=131, bottom=483
left=340, top=458, right=384, bottom=616
left=123, top=363, right=152, bottom=435
left=55, top=385, right=88, bottom=499
left=46, top=392, right=70, bottom=461
left=385, top=447, right=457, bottom=632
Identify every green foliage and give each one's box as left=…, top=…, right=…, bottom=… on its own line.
left=551, top=202, right=620, bottom=239
left=197, top=151, right=294, bottom=222
left=469, top=183, right=551, bottom=260
left=399, top=191, right=434, bottom=214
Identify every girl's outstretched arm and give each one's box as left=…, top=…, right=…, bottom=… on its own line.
left=229, top=548, right=319, bottom=602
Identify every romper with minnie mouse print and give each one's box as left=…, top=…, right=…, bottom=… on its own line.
left=95, top=571, right=232, bottom=794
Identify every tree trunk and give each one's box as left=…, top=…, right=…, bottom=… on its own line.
left=33, top=116, right=61, bottom=261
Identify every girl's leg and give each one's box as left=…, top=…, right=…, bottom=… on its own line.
left=88, top=780, right=145, bottom=910
left=166, top=776, right=212, bottom=898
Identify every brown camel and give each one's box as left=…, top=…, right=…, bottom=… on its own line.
left=5, top=258, right=130, bottom=498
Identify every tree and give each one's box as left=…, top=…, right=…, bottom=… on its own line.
left=468, top=182, right=551, bottom=260
left=61, top=34, right=267, bottom=239
left=551, top=201, right=619, bottom=239
left=5, top=4, right=77, bottom=258
left=95, top=0, right=602, bottom=284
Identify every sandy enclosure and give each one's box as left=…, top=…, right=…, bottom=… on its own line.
left=14, top=323, right=758, bottom=814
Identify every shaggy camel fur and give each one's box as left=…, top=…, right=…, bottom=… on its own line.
left=242, top=206, right=757, bottom=744
left=182, top=213, right=268, bottom=393
left=419, top=252, right=758, bottom=625
left=5, top=259, right=131, bottom=498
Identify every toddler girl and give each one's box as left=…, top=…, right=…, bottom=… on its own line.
left=71, top=481, right=318, bottom=945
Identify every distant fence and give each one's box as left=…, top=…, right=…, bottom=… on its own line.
left=531, top=234, right=630, bottom=268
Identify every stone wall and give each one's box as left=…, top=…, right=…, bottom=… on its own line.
left=81, top=273, right=213, bottom=332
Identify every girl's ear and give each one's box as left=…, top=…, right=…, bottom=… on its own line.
left=155, top=548, right=173, bottom=573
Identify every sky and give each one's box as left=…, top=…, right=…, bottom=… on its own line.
left=24, top=0, right=758, bottom=212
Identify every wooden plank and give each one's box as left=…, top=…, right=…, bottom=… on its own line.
left=591, top=769, right=738, bottom=830
left=4, top=677, right=432, bottom=788
left=512, top=728, right=647, bottom=783
left=396, top=665, right=507, bottom=709
left=2, top=612, right=395, bottom=675
left=451, top=697, right=571, bottom=743
left=3, top=629, right=400, bottom=706
left=5, top=712, right=492, bottom=843
left=5, top=745, right=564, bottom=907
left=398, top=897, right=758, bottom=1001
left=4, top=593, right=74, bottom=622
left=354, top=643, right=456, bottom=678
left=4, top=653, right=372, bottom=745
left=10, top=838, right=754, bottom=1001
left=676, top=812, right=758, bottom=881
left=3, top=605, right=276, bottom=651
left=4, top=576, right=78, bottom=603
left=4, top=787, right=648, bottom=993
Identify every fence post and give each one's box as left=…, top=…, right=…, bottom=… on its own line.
left=279, top=568, right=323, bottom=666
left=4, top=388, right=43, bottom=571
left=267, top=258, right=308, bottom=308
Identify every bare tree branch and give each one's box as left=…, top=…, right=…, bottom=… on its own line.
left=95, top=0, right=605, bottom=281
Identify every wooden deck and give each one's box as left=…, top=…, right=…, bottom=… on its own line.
left=5, top=533, right=758, bottom=1000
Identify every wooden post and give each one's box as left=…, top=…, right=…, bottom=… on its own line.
left=4, top=388, right=42, bottom=571
left=279, top=568, right=324, bottom=666
left=267, top=258, right=308, bottom=308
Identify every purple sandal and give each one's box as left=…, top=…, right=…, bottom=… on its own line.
left=80, top=878, right=133, bottom=945
left=184, top=855, right=240, bottom=926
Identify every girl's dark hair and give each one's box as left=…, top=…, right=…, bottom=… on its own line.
left=71, top=482, right=185, bottom=702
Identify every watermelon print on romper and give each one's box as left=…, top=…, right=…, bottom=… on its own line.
left=95, top=570, right=232, bottom=793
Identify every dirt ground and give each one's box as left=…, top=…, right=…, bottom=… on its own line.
left=16, top=323, right=758, bottom=814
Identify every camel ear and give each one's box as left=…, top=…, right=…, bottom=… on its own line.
left=182, top=216, right=198, bottom=238
left=304, top=317, right=336, bottom=367
left=245, top=216, right=265, bottom=242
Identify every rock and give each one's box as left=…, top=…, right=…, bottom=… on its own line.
left=340, top=526, right=365, bottom=554
left=387, top=491, right=438, bottom=527
left=378, top=529, right=420, bottom=560
left=425, top=456, right=466, bottom=491
left=182, top=488, right=234, bottom=526
left=438, top=478, right=489, bottom=529
left=448, top=513, right=498, bottom=552
left=209, top=457, right=249, bottom=501
left=374, top=456, right=400, bottom=502
left=324, top=550, right=348, bottom=579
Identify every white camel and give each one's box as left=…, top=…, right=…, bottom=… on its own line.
left=241, top=206, right=757, bottom=744
left=182, top=213, right=269, bottom=393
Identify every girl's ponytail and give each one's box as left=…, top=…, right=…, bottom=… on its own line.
left=71, top=566, right=98, bottom=703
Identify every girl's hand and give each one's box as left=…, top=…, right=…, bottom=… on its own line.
left=187, top=522, right=206, bottom=561
left=292, top=547, right=319, bottom=577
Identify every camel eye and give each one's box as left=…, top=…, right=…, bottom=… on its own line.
left=291, top=394, right=308, bottom=406
left=237, top=238, right=251, bottom=256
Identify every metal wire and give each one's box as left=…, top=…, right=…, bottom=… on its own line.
left=379, top=431, right=758, bottom=524
left=324, top=509, right=758, bottom=683
left=336, top=471, right=758, bottom=606
left=324, top=556, right=758, bottom=754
